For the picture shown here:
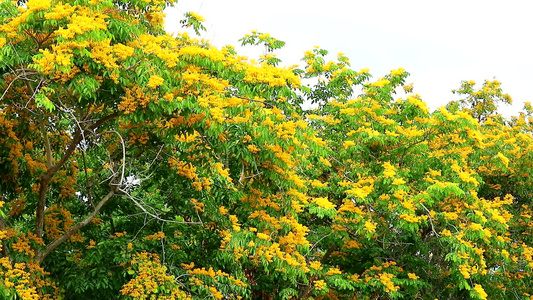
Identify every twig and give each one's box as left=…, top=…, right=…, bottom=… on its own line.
left=420, top=203, right=440, bottom=237
left=119, top=188, right=202, bottom=225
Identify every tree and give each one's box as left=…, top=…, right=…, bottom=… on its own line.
left=1, top=0, right=533, bottom=299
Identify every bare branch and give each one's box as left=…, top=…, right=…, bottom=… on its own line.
left=119, top=188, right=202, bottom=225
left=421, top=203, right=440, bottom=238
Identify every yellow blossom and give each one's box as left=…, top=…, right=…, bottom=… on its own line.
left=390, top=67, right=405, bottom=76
left=382, top=162, right=396, bottom=178
left=444, top=212, right=458, bottom=220
left=219, top=206, right=228, bottom=215
left=314, top=280, right=327, bottom=290
left=496, top=152, right=510, bottom=168
left=257, top=232, right=270, bottom=240
left=27, top=0, right=51, bottom=10
left=147, top=75, right=164, bottom=89
left=326, top=267, right=342, bottom=275
left=313, top=197, right=336, bottom=210
left=343, top=140, right=356, bottom=149
left=440, top=229, right=452, bottom=237
left=473, top=284, right=488, bottom=300
left=364, top=221, right=376, bottom=233
left=309, top=261, right=323, bottom=270
left=188, top=11, right=205, bottom=22
left=469, top=223, right=483, bottom=231
left=392, top=178, right=406, bottom=185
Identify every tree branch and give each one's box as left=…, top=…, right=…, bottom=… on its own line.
left=35, top=111, right=120, bottom=238
left=40, top=121, right=53, bottom=169
left=119, top=188, right=203, bottom=225
left=36, top=189, right=116, bottom=264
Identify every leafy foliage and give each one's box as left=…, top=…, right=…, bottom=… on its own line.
left=1, top=1, right=533, bottom=299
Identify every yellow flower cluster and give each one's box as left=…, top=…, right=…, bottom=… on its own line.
left=379, top=272, right=398, bottom=292
left=313, top=197, right=336, bottom=210
left=168, top=158, right=199, bottom=181
left=44, top=205, right=75, bottom=240
left=147, top=75, right=164, bottom=89
left=26, top=0, right=51, bottom=11
left=314, top=280, right=327, bottom=290
left=214, top=162, right=232, bottom=181
left=0, top=257, right=58, bottom=299
left=188, top=12, right=205, bottom=22
left=44, top=3, right=76, bottom=20
left=364, top=221, right=377, bottom=233
left=144, top=231, right=166, bottom=241
left=121, top=252, right=190, bottom=299
left=56, top=9, right=108, bottom=39
left=473, top=284, right=488, bottom=300
left=400, top=213, right=421, bottom=223
left=382, top=162, right=396, bottom=178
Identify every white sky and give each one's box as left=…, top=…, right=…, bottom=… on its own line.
left=165, top=0, right=533, bottom=115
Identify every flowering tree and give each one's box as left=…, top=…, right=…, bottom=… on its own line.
left=1, top=0, right=533, bottom=299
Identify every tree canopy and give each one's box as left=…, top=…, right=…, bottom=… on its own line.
left=1, top=0, right=533, bottom=299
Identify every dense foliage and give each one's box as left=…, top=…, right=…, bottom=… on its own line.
left=1, top=0, right=533, bottom=299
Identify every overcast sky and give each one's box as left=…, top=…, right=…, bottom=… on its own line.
left=165, top=0, right=533, bottom=115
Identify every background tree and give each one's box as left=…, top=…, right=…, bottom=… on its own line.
left=2, top=0, right=533, bottom=299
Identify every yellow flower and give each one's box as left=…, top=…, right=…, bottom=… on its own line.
left=379, top=272, right=398, bottom=292
left=364, top=221, right=377, bottom=233
left=147, top=75, right=164, bottom=89
left=314, top=280, right=327, bottom=290
left=182, top=262, right=195, bottom=270
left=219, top=206, right=228, bottom=215
left=403, top=83, right=414, bottom=93
left=496, top=152, right=509, bottom=168
left=444, top=212, right=458, bottom=220
left=428, top=169, right=441, bottom=177
left=501, top=249, right=509, bottom=258
left=392, top=178, right=406, bottom=185
left=247, top=144, right=260, bottom=153
left=469, top=223, right=483, bottom=231
left=408, top=273, right=419, bottom=280
left=390, top=67, right=405, bottom=76
left=371, top=78, right=390, bottom=88
left=27, top=0, right=51, bottom=11
left=458, top=264, right=470, bottom=279
left=440, top=229, right=452, bottom=237
left=309, top=261, right=323, bottom=270
left=313, top=197, right=336, bottom=210
left=473, top=284, right=488, bottom=300
left=189, top=12, right=205, bottom=22
left=257, top=232, right=270, bottom=240
left=382, top=162, right=396, bottom=178
left=401, top=200, right=415, bottom=212
left=400, top=213, right=420, bottom=223
left=343, top=141, right=356, bottom=149
left=346, top=186, right=373, bottom=199
left=326, top=268, right=342, bottom=275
